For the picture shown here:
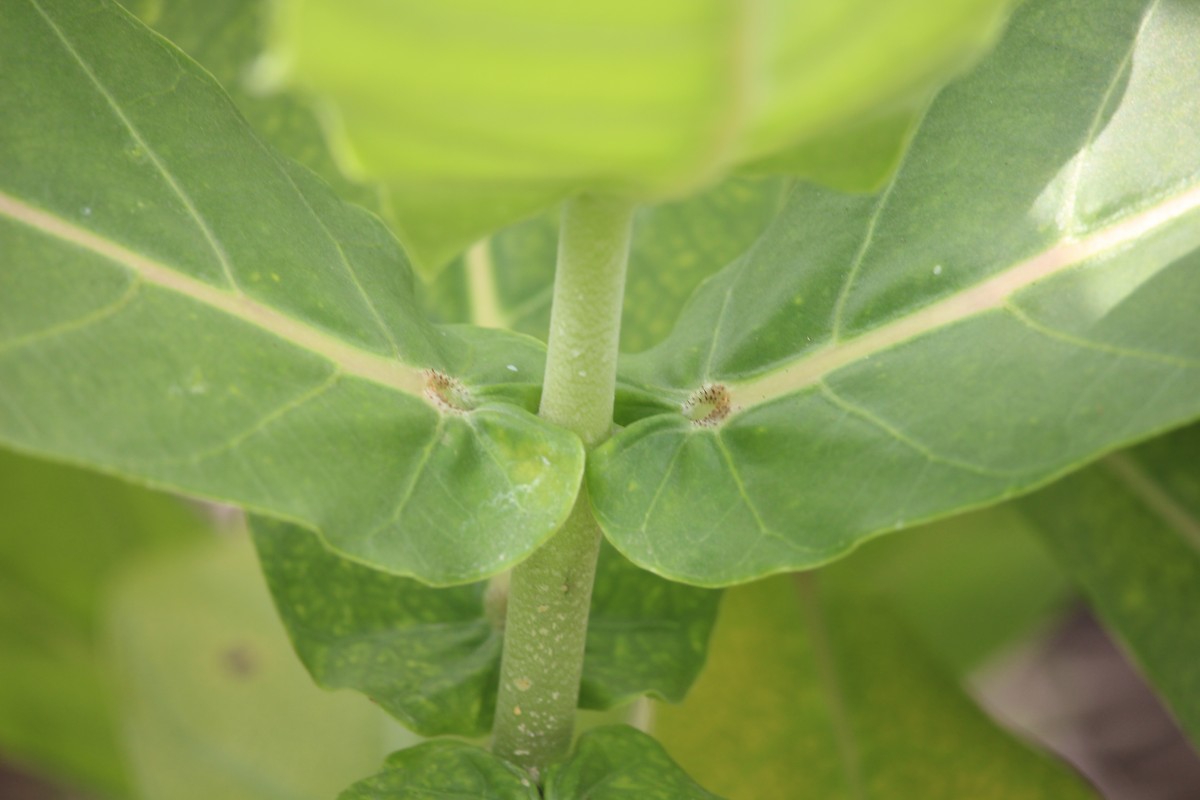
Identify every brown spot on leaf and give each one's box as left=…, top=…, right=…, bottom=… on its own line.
left=683, top=384, right=732, bottom=426
left=423, top=370, right=472, bottom=413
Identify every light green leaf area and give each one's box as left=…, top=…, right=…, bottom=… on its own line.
left=127, top=0, right=383, bottom=214
left=542, top=725, right=724, bottom=800
left=339, top=741, right=539, bottom=800
left=0, top=0, right=584, bottom=585
left=0, top=448, right=207, bottom=797
left=251, top=517, right=719, bottom=736
left=593, top=0, right=1200, bottom=585
left=108, top=534, right=394, bottom=800
left=830, top=504, right=1072, bottom=675
left=422, top=177, right=786, bottom=354
left=737, top=107, right=923, bottom=193
left=1018, top=422, right=1200, bottom=745
left=655, top=575, right=1097, bottom=800
left=266, top=0, right=1011, bottom=273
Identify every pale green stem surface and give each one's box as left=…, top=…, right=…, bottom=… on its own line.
left=491, top=194, right=636, bottom=774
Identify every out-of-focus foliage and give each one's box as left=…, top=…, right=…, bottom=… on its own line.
left=109, top=534, right=399, bottom=800
left=654, top=572, right=1095, bottom=799
left=263, top=0, right=1013, bottom=273
left=0, top=448, right=207, bottom=796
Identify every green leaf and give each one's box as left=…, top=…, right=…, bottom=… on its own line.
left=345, top=726, right=722, bottom=799
left=654, top=575, right=1097, bottom=799
left=828, top=504, right=1072, bottom=675
left=265, top=0, right=1012, bottom=272
left=250, top=516, right=501, bottom=737
left=421, top=176, right=786, bottom=354
left=251, top=517, right=719, bottom=736
left=0, top=0, right=584, bottom=585
left=736, top=107, right=923, bottom=193
left=130, top=0, right=384, bottom=214
left=0, top=448, right=207, bottom=796
left=542, top=725, right=724, bottom=799
left=580, top=541, right=720, bottom=709
left=338, top=741, right=539, bottom=799
left=109, top=534, right=397, bottom=800
left=592, top=0, right=1200, bottom=585
left=1018, top=423, right=1200, bottom=745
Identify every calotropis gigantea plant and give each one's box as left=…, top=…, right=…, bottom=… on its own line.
left=2, top=0, right=1200, bottom=795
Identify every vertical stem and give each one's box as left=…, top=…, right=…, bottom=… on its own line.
left=491, top=194, right=636, bottom=774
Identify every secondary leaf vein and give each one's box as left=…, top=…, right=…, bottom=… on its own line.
left=818, top=382, right=1017, bottom=478
left=29, top=0, right=241, bottom=292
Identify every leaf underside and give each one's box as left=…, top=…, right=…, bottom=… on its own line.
left=252, top=516, right=719, bottom=736
left=0, top=0, right=584, bottom=586
left=592, top=0, right=1200, bottom=585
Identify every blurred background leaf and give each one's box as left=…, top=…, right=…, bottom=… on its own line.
left=108, top=533, right=408, bottom=800
left=262, top=0, right=1014, bottom=273
left=1018, top=422, right=1200, bottom=747
left=0, top=449, right=208, bottom=797
left=653, top=571, right=1096, bottom=799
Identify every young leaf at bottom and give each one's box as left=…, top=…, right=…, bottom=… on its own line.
left=251, top=517, right=719, bottom=736
left=542, top=725, right=724, bottom=800
left=338, top=741, right=538, bottom=800
left=341, top=727, right=722, bottom=800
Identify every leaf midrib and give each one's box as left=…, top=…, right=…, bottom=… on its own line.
left=730, top=183, right=1200, bottom=410
left=0, top=190, right=427, bottom=397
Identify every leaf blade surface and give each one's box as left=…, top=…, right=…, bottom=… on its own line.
left=592, top=0, right=1200, bottom=584
left=0, top=0, right=584, bottom=585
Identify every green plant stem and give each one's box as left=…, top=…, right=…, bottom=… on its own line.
left=491, top=194, right=636, bottom=774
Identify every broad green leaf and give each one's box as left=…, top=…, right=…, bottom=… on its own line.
left=592, top=0, right=1200, bottom=585
left=655, top=575, right=1097, bottom=799
left=108, top=534, right=395, bottom=800
left=264, top=0, right=1012, bottom=273
left=0, top=0, right=584, bottom=585
left=542, top=725, right=724, bottom=800
left=1018, top=423, right=1200, bottom=745
left=252, top=518, right=718, bottom=736
left=0, top=448, right=206, bottom=797
left=422, top=176, right=786, bottom=353
left=338, top=741, right=538, bottom=799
